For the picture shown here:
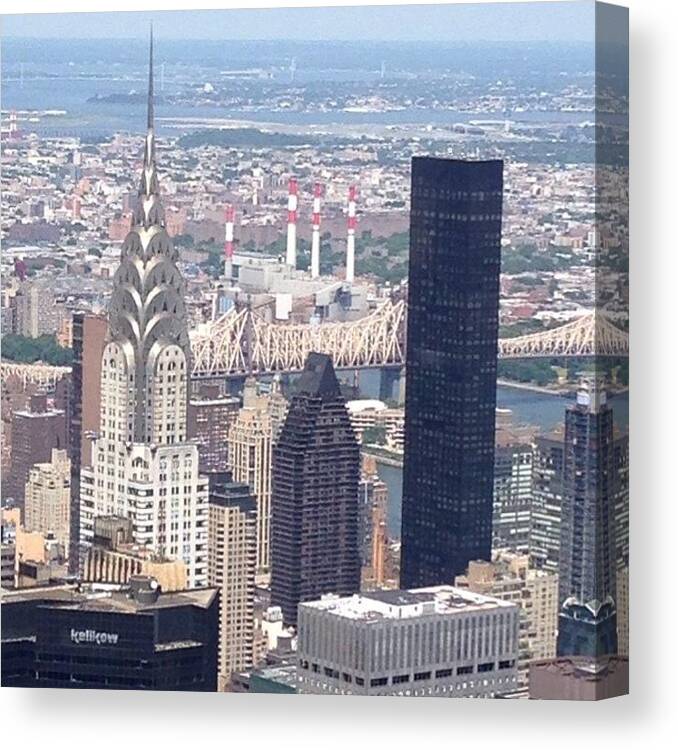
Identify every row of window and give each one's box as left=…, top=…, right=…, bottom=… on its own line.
left=298, top=659, right=516, bottom=687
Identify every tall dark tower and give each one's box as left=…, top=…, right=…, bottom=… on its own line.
left=400, top=157, right=503, bottom=588
left=270, top=353, right=360, bottom=626
left=557, top=381, right=617, bottom=658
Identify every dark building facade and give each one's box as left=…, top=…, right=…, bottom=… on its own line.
left=529, top=436, right=565, bottom=572
left=557, top=598, right=618, bottom=659
left=4, top=393, right=67, bottom=512
left=1, top=578, right=219, bottom=690
left=187, top=383, right=240, bottom=474
left=557, top=384, right=617, bottom=658
left=400, top=157, right=503, bottom=588
left=270, top=353, right=361, bottom=626
left=68, top=312, right=108, bottom=573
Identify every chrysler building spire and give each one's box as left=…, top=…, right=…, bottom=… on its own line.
left=134, top=24, right=163, bottom=228
left=81, top=27, right=208, bottom=590
left=106, top=27, right=191, bottom=444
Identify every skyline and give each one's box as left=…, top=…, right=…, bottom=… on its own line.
left=0, top=2, right=628, bottom=701
left=2, top=2, right=596, bottom=42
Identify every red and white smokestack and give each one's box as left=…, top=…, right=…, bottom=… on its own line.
left=286, top=177, right=298, bottom=268
left=346, top=185, right=357, bottom=283
left=310, top=182, right=322, bottom=278
left=72, top=195, right=82, bottom=221
left=224, top=204, right=235, bottom=280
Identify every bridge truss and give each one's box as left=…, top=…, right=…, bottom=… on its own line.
left=1, top=303, right=628, bottom=384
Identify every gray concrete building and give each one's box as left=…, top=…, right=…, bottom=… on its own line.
left=297, top=586, right=519, bottom=697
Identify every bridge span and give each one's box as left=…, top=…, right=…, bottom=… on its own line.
left=1, top=302, right=628, bottom=384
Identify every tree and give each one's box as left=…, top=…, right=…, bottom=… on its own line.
left=1, top=334, right=73, bottom=366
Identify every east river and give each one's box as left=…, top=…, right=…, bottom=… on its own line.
left=373, top=384, right=629, bottom=538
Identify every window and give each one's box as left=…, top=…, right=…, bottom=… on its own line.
left=370, top=677, right=388, bottom=687
left=414, top=671, right=431, bottom=682
left=435, top=668, right=453, bottom=679
left=457, top=665, right=473, bottom=675
left=393, top=674, right=410, bottom=685
left=478, top=662, right=494, bottom=673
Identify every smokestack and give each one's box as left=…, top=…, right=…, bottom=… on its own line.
left=9, top=111, right=17, bottom=138
left=310, top=182, right=322, bottom=278
left=286, top=177, right=298, bottom=268
left=346, top=185, right=357, bottom=283
left=72, top=195, right=82, bottom=221
left=224, top=204, right=235, bottom=280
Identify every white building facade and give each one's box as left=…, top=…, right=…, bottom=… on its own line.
left=297, top=587, right=519, bottom=697
left=80, top=39, right=208, bottom=588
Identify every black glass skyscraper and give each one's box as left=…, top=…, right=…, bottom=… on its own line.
left=557, top=383, right=617, bottom=658
left=400, top=157, right=503, bottom=588
left=270, top=353, right=361, bottom=626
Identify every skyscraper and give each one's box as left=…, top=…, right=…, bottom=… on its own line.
left=207, top=473, right=257, bottom=690
left=557, top=382, right=617, bottom=658
left=5, top=393, right=67, bottom=512
left=68, top=311, right=108, bottom=573
left=24, top=448, right=71, bottom=550
left=492, top=442, right=533, bottom=554
left=400, top=157, right=503, bottom=588
left=270, top=352, right=361, bottom=626
left=187, top=382, right=240, bottom=474
left=528, top=436, right=564, bottom=572
left=559, top=383, right=616, bottom=609
left=80, top=32, right=209, bottom=588
left=227, top=377, right=273, bottom=577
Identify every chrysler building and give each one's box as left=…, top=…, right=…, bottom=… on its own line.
left=80, top=31, right=208, bottom=587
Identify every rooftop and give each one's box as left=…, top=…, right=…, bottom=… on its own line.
left=300, top=585, right=516, bottom=622
left=1, top=583, right=218, bottom=612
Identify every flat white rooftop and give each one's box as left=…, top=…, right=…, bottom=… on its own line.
left=300, top=586, right=516, bottom=622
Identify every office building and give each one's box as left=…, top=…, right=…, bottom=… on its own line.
left=613, top=434, right=629, bottom=570
left=271, top=352, right=361, bottom=626
left=68, top=312, right=108, bottom=573
left=266, top=374, right=289, bottom=444
left=529, top=436, right=564, bottom=572
left=1, top=577, right=219, bottom=690
left=400, top=158, right=503, bottom=588
left=557, top=383, right=617, bottom=658
left=5, top=393, right=67, bottom=510
left=228, top=378, right=273, bottom=575
left=492, top=443, right=533, bottom=553
left=24, top=448, right=71, bottom=549
left=188, top=382, right=240, bottom=474
left=297, top=587, right=519, bottom=697
left=80, top=36, right=209, bottom=588
left=208, top=473, right=257, bottom=690
left=455, top=552, right=558, bottom=691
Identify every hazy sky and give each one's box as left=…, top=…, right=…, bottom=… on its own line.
left=2, top=2, right=595, bottom=42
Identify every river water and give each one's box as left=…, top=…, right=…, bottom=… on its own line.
left=373, top=383, right=629, bottom=539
